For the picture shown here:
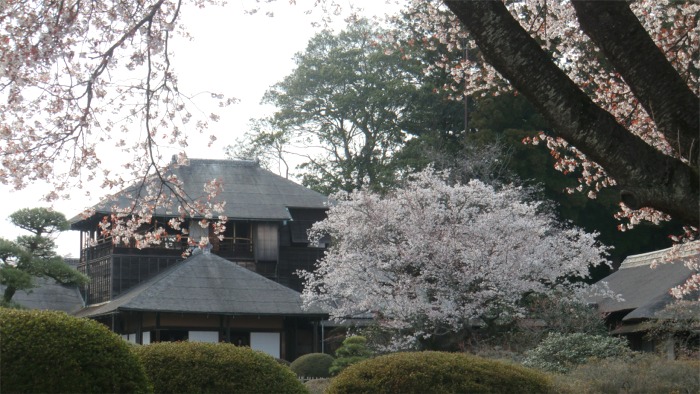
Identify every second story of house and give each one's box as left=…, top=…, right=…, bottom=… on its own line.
left=70, top=158, right=329, bottom=305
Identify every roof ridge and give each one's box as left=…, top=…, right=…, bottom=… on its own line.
left=621, top=240, right=700, bottom=269
left=183, top=157, right=260, bottom=167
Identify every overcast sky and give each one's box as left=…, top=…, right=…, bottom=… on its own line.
left=0, top=1, right=399, bottom=257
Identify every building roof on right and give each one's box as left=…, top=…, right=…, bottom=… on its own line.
left=590, top=241, right=699, bottom=323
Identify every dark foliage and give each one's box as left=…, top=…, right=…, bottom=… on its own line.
left=0, top=308, right=150, bottom=393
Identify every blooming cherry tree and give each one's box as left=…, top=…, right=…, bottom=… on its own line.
left=2, top=1, right=696, bottom=257
left=383, top=0, right=699, bottom=297
left=386, top=0, right=698, bottom=230
left=1, top=0, right=237, bottom=248
left=300, top=169, right=611, bottom=348
left=0, top=0, right=236, bottom=197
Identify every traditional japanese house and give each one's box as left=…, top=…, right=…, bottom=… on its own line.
left=70, top=158, right=329, bottom=359
left=74, top=251, right=326, bottom=360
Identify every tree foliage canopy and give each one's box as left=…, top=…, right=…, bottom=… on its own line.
left=230, top=19, right=464, bottom=194
left=2, top=0, right=696, bottom=258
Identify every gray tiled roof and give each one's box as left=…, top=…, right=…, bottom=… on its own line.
left=1, top=278, right=84, bottom=314
left=71, top=158, right=328, bottom=224
left=590, top=243, right=697, bottom=321
left=74, top=252, right=326, bottom=318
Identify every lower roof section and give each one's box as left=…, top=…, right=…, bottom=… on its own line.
left=74, top=251, right=326, bottom=319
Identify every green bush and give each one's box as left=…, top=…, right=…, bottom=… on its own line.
left=327, top=351, right=553, bottom=394
left=330, top=335, right=374, bottom=375
left=523, top=332, right=634, bottom=373
left=134, top=341, right=307, bottom=394
left=291, top=353, right=335, bottom=378
left=551, top=354, right=700, bottom=393
left=0, top=308, right=150, bottom=393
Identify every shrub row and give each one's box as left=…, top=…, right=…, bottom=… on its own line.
left=551, top=354, right=700, bottom=393
left=0, top=308, right=304, bottom=394
left=10, top=308, right=693, bottom=394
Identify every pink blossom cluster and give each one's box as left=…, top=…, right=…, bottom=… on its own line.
left=0, top=0, right=234, bottom=204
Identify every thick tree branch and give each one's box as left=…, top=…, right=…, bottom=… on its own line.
left=444, top=0, right=699, bottom=225
left=571, top=0, right=699, bottom=168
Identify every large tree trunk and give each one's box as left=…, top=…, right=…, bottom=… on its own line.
left=444, top=0, right=699, bottom=225
left=571, top=0, right=699, bottom=168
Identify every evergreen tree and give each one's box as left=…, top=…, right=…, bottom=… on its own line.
left=329, top=336, right=374, bottom=376
left=0, top=208, right=88, bottom=307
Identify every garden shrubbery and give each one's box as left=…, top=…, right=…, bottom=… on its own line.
left=327, top=351, right=552, bottom=394
left=290, top=353, right=335, bottom=378
left=551, top=353, right=700, bottom=393
left=523, top=332, right=634, bottom=373
left=133, top=341, right=306, bottom=394
left=304, top=378, right=332, bottom=394
left=0, top=308, right=150, bottom=393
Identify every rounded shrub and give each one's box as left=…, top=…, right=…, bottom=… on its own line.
left=523, top=332, right=634, bottom=373
left=133, top=341, right=306, bottom=394
left=290, top=352, right=335, bottom=378
left=327, top=351, right=552, bottom=394
left=0, top=308, right=150, bottom=393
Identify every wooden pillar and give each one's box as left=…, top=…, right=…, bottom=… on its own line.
left=312, top=320, right=319, bottom=353
left=226, top=315, right=232, bottom=343
left=284, top=317, right=297, bottom=361
left=135, top=312, right=143, bottom=345
left=155, top=312, right=161, bottom=342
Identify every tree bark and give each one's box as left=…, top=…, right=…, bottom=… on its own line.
left=571, top=0, right=699, bottom=168
left=444, top=0, right=699, bottom=225
left=3, top=286, right=16, bottom=304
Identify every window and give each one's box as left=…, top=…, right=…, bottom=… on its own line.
left=250, top=332, right=281, bottom=358
left=255, top=223, right=278, bottom=261
left=220, top=221, right=253, bottom=258
left=189, top=331, right=219, bottom=343
left=156, top=329, right=188, bottom=342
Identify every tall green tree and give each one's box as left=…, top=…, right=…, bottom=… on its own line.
left=0, top=208, right=88, bottom=307
left=230, top=19, right=463, bottom=194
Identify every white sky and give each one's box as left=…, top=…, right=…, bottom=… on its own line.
left=0, top=1, right=399, bottom=257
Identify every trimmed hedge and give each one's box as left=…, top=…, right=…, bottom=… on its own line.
left=291, top=353, right=335, bottom=378
left=133, top=341, right=307, bottom=394
left=327, top=351, right=552, bottom=394
left=0, top=308, right=150, bottom=393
